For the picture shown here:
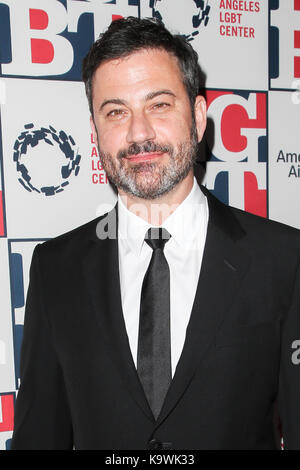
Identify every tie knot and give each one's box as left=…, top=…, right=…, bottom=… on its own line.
left=145, top=227, right=171, bottom=251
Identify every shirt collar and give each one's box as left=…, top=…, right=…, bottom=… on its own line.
left=118, top=194, right=152, bottom=256
left=118, top=177, right=206, bottom=256
left=163, top=178, right=206, bottom=249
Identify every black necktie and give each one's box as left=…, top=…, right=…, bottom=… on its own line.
left=137, top=227, right=172, bottom=420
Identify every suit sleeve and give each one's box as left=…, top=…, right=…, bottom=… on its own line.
left=11, top=244, right=73, bottom=450
left=278, top=258, right=300, bottom=450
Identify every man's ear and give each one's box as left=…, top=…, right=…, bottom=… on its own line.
left=194, top=95, right=207, bottom=143
left=90, top=115, right=98, bottom=148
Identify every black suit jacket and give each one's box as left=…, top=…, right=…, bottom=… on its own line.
left=11, top=186, right=300, bottom=450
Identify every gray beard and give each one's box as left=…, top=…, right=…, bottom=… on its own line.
left=97, top=127, right=199, bottom=200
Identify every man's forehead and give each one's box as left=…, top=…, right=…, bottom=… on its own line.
left=90, top=49, right=187, bottom=111
left=93, top=48, right=182, bottom=84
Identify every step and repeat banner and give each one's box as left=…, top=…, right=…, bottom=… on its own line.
left=0, top=0, right=299, bottom=450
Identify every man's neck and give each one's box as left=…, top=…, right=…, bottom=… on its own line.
left=118, top=171, right=194, bottom=225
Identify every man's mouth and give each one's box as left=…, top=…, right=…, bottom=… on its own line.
left=124, top=152, right=164, bottom=163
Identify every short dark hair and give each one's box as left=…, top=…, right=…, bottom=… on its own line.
left=82, top=16, right=203, bottom=115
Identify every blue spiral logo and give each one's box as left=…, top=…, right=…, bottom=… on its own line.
left=13, top=123, right=81, bottom=196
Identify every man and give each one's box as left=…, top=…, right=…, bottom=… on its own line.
left=11, top=17, right=300, bottom=450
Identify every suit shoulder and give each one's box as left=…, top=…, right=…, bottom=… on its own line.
left=231, top=204, right=299, bottom=233
left=37, top=209, right=115, bottom=258
left=201, top=184, right=300, bottom=244
left=229, top=204, right=300, bottom=246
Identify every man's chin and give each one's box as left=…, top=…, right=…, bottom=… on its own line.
left=118, top=176, right=176, bottom=200
left=127, top=160, right=158, bottom=173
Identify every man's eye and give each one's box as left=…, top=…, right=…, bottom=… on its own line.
left=152, top=102, right=170, bottom=110
left=107, top=109, right=126, bottom=118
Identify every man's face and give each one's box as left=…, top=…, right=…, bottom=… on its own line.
left=90, top=48, right=206, bottom=199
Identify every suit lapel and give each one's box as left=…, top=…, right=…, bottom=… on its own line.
left=156, top=188, right=251, bottom=424
left=82, top=205, right=155, bottom=422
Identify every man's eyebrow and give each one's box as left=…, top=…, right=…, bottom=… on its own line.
left=145, top=90, right=176, bottom=101
left=99, top=98, right=127, bottom=112
left=99, top=90, right=176, bottom=112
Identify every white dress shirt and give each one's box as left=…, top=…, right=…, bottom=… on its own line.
left=118, top=177, right=209, bottom=377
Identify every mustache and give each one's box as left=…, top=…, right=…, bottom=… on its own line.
left=117, top=141, right=173, bottom=160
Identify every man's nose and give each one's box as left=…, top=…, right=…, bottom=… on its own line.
left=126, top=111, right=156, bottom=144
